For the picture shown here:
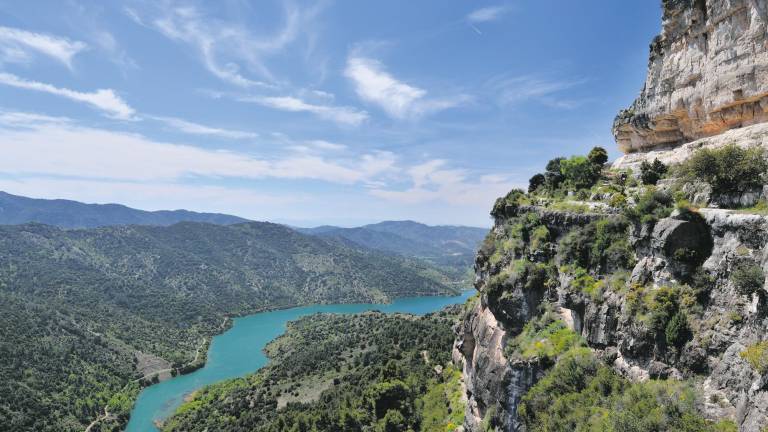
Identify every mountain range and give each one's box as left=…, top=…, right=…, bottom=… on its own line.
left=297, top=220, right=487, bottom=276
left=0, top=191, right=248, bottom=228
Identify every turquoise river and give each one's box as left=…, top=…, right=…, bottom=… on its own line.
left=126, top=290, right=475, bottom=431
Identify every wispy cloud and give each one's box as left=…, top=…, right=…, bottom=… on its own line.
left=0, top=25, right=87, bottom=68
left=245, top=95, right=369, bottom=126
left=489, top=75, right=587, bottom=109
left=0, top=112, right=391, bottom=184
left=369, top=159, right=515, bottom=206
left=149, top=115, right=258, bottom=139
left=133, top=2, right=316, bottom=87
left=0, top=72, right=135, bottom=119
left=467, top=5, right=510, bottom=23
left=345, top=56, right=468, bottom=120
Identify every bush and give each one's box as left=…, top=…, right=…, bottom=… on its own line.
left=679, top=144, right=767, bottom=196
left=740, top=341, right=768, bottom=374
left=518, top=347, right=724, bottom=431
left=640, top=159, right=667, bottom=185
left=665, top=311, right=691, bottom=348
left=731, top=261, right=765, bottom=296
left=560, top=156, right=600, bottom=190
left=557, top=217, right=633, bottom=274
left=544, top=158, right=566, bottom=190
left=624, top=188, right=673, bottom=225
left=588, top=146, right=609, bottom=166
left=528, top=173, right=545, bottom=193
left=491, top=189, right=527, bottom=218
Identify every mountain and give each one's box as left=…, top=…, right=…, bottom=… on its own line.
left=0, top=221, right=455, bottom=432
left=0, top=191, right=248, bottom=228
left=297, top=220, right=487, bottom=276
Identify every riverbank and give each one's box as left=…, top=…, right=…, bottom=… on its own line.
left=125, top=291, right=474, bottom=432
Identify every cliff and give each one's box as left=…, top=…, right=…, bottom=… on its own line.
left=454, top=200, right=768, bottom=431
left=613, top=0, right=768, bottom=153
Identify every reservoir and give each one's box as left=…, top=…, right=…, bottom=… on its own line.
left=126, top=290, right=474, bottom=431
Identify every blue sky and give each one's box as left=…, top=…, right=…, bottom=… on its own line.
left=0, top=1, right=660, bottom=227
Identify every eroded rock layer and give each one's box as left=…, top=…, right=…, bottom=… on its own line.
left=613, top=0, right=768, bottom=153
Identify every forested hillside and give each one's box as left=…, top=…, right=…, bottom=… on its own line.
left=0, top=221, right=455, bottom=432
left=299, top=220, right=486, bottom=277
left=0, top=191, right=248, bottom=228
left=162, top=305, right=466, bottom=432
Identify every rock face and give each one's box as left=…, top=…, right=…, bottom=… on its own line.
left=454, top=205, right=768, bottom=431
left=613, top=0, right=768, bottom=153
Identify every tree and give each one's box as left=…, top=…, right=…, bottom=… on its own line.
left=640, top=159, right=667, bottom=185
left=528, top=173, right=545, bottom=193
left=544, top=157, right=565, bottom=190
left=588, top=146, right=609, bottom=166
left=560, top=156, right=600, bottom=190
left=682, top=144, right=767, bottom=195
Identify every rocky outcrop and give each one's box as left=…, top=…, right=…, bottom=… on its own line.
left=612, top=121, right=768, bottom=171
left=613, top=0, right=768, bottom=153
left=455, top=205, right=768, bottom=431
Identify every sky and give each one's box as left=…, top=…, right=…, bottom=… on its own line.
left=0, top=1, right=660, bottom=227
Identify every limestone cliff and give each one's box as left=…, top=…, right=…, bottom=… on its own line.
left=613, top=0, right=768, bottom=153
left=454, top=203, right=768, bottom=431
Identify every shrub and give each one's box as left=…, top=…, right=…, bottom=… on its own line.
left=731, top=261, right=765, bottom=296
left=679, top=144, right=767, bottom=196
left=640, top=159, right=667, bottom=185
left=624, top=188, right=673, bottom=225
left=518, top=347, right=724, bottom=431
left=740, top=341, right=768, bottom=374
left=561, top=155, right=600, bottom=190
left=588, top=146, right=609, bottom=166
left=665, top=311, right=691, bottom=348
left=505, top=311, right=584, bottom=362
left=557, top=217, right=633, bottom=274
left=491, top=189, right=527, bottom=218
left=609, top=192, right=627, bottom=208
left=544, top=157, right=566, bottom=190
left=528, top=173, right=545, bottom=193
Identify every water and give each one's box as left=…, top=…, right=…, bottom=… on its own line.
left=126, top=290, right=474, bottom=431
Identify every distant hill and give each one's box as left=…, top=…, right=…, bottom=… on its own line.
left=0, top=191, right=248, bottom=228
left=297, top=220, right=487, bottom=276
left=0, top=220, right=455, bottom=431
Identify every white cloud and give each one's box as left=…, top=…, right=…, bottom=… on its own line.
left=0, top=72, right=135, bottom=120
left=345, top=56, right=468, bottom=120
left=306, top=140, right=346, bottom=151
left=489, top=75, right=586, bottom=109
left=0, top=25, right=86, bottom=68
left=248, top=95, right=369, bottom=126
left=0, top=113, right=392, bottom=184
left=136, top=2, right=315, bottom=87
left=467, top=6, right=510, bottom=23
left=149, top=115, right=258, bottom=139
left=369, top=159, right=516, bottom=207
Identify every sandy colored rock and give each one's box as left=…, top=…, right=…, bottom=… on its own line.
left=613, top=0, right=768, bottom=153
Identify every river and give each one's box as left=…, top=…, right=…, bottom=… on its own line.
left=125, top=290, right=475, bottom=431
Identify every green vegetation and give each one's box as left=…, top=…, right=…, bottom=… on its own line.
left=505, top=310, right=584, bottom=363
left=163, top=308, right=463, bottom=432
left=624, top=187, right=674, bottom=225
left=677, top=144, right=767, bottom=198
left=640, top=158, right=668, bottom=185
left=557, top=217, right=634, bottom=274
left=518, top=347, right=736, bottom=432
left=0, top=222, right=456, bottom=431
left=731, top=261, right=765, bottom=296
left=741, top=341, right=768, bottom=374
